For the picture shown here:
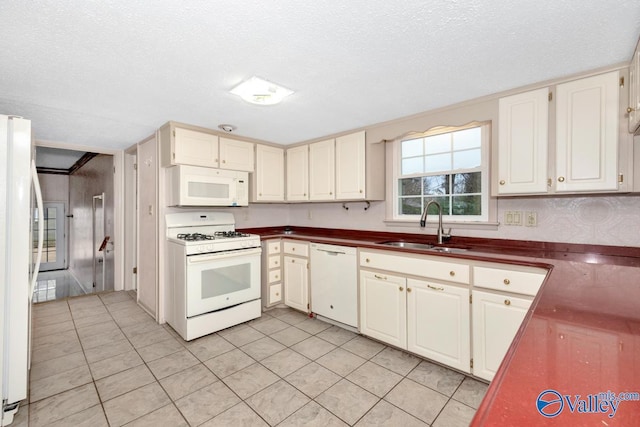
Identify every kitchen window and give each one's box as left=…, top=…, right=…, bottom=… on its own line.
left=392, top=123, right=490, bottom=223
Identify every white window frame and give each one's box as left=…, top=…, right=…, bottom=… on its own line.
left=391, top=122, right=491, bottom=223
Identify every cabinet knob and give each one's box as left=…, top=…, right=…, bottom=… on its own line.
left=628, top=107, right=636, bottom=113
left=259, top=193, right=262, bottom=196
left=275, top=261, right=278, bottom=265
left=304, top=193, right=307, bottom=196
left=503, top=278, right=510, bottom=285
left=359, top=189, right=363, bottom=193
left=399, top=286, right=404, bottom=292
left=449, top=271, right=455, bottom=277
left=215, top=158, right=218, bottom=162
left=291, top=259, right=295, bottom=263
left=365, top=258, right=370, bottom=263
left=504, top=299, right=511, bottom=306
left=557, top=176, right=565, bottom=182
left=222, top=159, right=226, bottom=164
left=292, top=248, right=295, bottom=251
left=499, top=180, right=505, bottom=185
left=275, top=275, right=279, bottom=279
left=407, top=288, right=412, bottom=293
left=330, top=191, right=333, bottom=195
left=276, top=292, right=279, bottom=296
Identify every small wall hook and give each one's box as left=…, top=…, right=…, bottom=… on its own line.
left=342, top=203, right=349, bottom=211
left=364, top=201, right=371, bottom=211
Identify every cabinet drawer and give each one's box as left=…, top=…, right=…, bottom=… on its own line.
left=283, top=241, right=309, bottom=257
left=267, top=240, right=281, bottom=255
left=268, top=269, right=282, bottom=283
left=269, top=283, right=282, bottom=305
left=474, top=266, right=546, bottom=296
left=268, top=255, right=281, bottom=269
left=360, top=250, right=470, bottom=284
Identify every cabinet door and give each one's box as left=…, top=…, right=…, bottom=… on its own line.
left=556, top=71, right=619, bottom=192
left=472, top=290, right=532, bottom=381
left=629, top=46, right=640, bottom=133
left=497, top=88, right=549, bottom=194
left=283, top=256, right=309, bottom=312
left=219, top=137, right=254, bottom=172
left=174, top=128, right=219, bottom=168
left=407, top=279, right=470, bottom=373
left=255, top=145, right=284, bottom=201
left=359, top=271, right=407, bottom=348
left=336, top=131, right=366, bottom=200
left=309, top=139, right=335, bottom=200
left=269, top=283, right=282, bottom=305
left=286, top=145, right=309, bottom=201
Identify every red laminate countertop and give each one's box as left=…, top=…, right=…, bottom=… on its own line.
left=242, top=226, right=640, bottom=425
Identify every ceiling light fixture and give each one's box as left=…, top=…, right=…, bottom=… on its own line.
left=230, top=76, right=294, bottom=105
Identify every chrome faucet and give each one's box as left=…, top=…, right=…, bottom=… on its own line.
left=419, top=200, right=451, bottom=244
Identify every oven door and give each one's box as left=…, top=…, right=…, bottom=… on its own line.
left=185, top=247, right=261, bottom=317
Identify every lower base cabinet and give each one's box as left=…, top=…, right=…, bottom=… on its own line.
left=407, top=279, right=470, bottom=372
left=471, top=290, right=532, bottom=381
left=283, top=255, right=309, bottom=312
left=360, top=271, right=471, bottom=373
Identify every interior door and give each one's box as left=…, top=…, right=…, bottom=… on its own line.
left=35, top=202, right=66, bottom=271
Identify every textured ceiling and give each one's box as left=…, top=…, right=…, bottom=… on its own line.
left=1, top=1, right=639, bottom=150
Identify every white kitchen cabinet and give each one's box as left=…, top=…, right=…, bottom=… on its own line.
left=407, top=279, right=470, bottom=372
left=261, top=239, right=283, bottom=308
left=286, top=145, right=309, bottom=201
left=628, top=39, right=640, bottom=133
left=160, top=124, right=219, bottom=168
left=495, top=70, right=625, bottom=196
left=472, top=290, right=532, bottom=381
left=219, top=137, right=254, bottom=172
left=555, top=71, right=619, bottom=192
left=335, top=131, right=366, bottom=200
left=253, top=144, right=284, bottom=202
left=309, top=139, right=335, bottom=200
left=283, top=241, right=309, bottom=312
left=497, top=88, right=549, bottom=194
left=360, top=270, right=407, bottom=349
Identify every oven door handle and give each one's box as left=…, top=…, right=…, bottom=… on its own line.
left=187, top=247, right=262, bottom=263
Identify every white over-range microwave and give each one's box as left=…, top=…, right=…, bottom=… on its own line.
left=167, top=165, right=249, bottom=207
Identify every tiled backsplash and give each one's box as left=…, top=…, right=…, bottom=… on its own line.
left=233, top=195, right=640, bottom=247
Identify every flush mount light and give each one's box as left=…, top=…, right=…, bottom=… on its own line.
left=230, top=76, right=294, bottom=105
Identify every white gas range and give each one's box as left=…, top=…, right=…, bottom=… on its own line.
left=165, top=212, right=262, bottom=341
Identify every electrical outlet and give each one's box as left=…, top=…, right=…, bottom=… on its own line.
left=525, top=211, right=537, bottom=227
left=504, top=211, right=523, bottom=226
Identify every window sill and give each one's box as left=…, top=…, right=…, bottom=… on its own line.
left=384, top=218, right=500, bottom=231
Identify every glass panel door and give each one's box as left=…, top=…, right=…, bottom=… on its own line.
left=34, top=202, right=65, bottom=271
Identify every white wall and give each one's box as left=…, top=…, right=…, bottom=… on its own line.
left=282, top=195, right=640, bottom=247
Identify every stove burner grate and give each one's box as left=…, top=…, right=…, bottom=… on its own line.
left=214, top=231, right=250, bottom=238
left=176, top=233, right=215, bottom=241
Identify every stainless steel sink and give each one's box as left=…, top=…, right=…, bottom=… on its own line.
left=377, top=241, right=434, bottom=250
left=377, top=241, right=469, bottom=253
left=427, top=246, right=468, bottom=253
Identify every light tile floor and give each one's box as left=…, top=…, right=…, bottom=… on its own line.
left=18, top=291, right=488, bottom=426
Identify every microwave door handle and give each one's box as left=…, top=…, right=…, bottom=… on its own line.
left=188, top=247, right=261, bottom=263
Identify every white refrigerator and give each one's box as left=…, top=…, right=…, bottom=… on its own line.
left=0, top=115, right=43, bottom=426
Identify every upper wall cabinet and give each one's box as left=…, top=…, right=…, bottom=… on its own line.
left=336, top=131, right=367, bottom=200
left=286, top=130, right=385, bottom=202
left=219, top=137, right=254, bottom=172
left=495, top=70, right=625, bottom=196
left=628, top=39, right=640, bottom=133
left=555, top=71, right=619, bottom=192
left=286, top=145, right=309, bottom=201
left=160, top=124, right=219, bottom=168
left=498, top=88, right=549, bottom=194
left=159, top=122, right=254, bottom=172
left=252, top=144, right=284, bottom=202
left=309, top=139, right=336, bottom=200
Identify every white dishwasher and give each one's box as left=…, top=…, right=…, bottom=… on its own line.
left=310, top=243, right=358, bottom=328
